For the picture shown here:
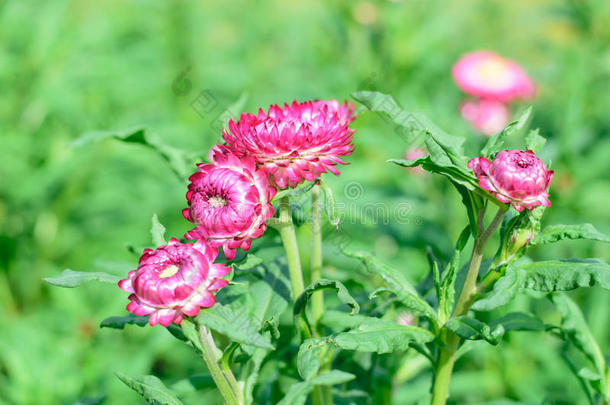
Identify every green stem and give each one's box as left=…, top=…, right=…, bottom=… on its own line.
left=278, top=197, right=305, bottom=299
left=430, top=206, right=506, bottom=405
left=311, top=185, right=324, bottom=331
left=310, top=185, right=331, bottom=405
left=198, top=325, right=241, bottom=405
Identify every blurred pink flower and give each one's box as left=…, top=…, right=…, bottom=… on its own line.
left=468, top=150, right=554, bottom=212
left=183, top=148, right=276, bottom=260
left=119, top=239, right=230, bottom=327
left=460, top=99, right=509, bottom=136
left=397, top=312, right=414, bottom=326
left=221, top=100, right=356, bottom=188
left=452, top=51, right=535, bottom=102
left=404, top=147, right=427, bottom=175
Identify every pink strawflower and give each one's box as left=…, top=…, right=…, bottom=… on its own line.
left=118, top=239, right=230, bottom=327
left=452, top=51, right=535, bottom=102
left=183, top=148, right=276, bottom=260
left=404, top=147, right=427, bottom=175
left=460, top=99, right=510, bottom=136
left=468, top=150, right=554, bottom=212
left=221, top=99, right=356, bottom=188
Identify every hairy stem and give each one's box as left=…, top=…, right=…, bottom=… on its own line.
left=430, top=206, right=506, bottom=405
left=198, top=325, right=241, bottom=405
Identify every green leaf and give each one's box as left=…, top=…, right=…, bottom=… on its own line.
left=100, top=314, right=187, bottom=341
left=195, top=303, right=274, bottom=349
left=352, top=91, right=465, bottom=155
left=520, top=259, right=610, bottom=292
left=471, top=265, right=523, bottom=311
left=530, top=224, right=610, bottom=246
left=489, top=312, right=547, bottom=332
left=71, top=127, right=194, bottom=180
left=474, top=258, right=610, bottom=311
left=318, top=180, right=340, bottom=227
left=100, top=314, right=148, bottom=328
left=273, top=180, right=318, bottom=201
left=481, top=106, right=532, bottom=157
left=331, top=318, right=435, bottom=354
left=525, top=128, right=547, bottom=153
left=150, top=214, right=167, bottom=246
left=551, top=294, right=606, bottom=384
left=249, top=260, right=290, bottom=329
left=276, top=370, right=355, bottom=405
left=298, top=338, right=331, bottom=380
left=310, top=370, right=356, bottom=385
left=232, top=253, right=264, bottom=271
left=389, top=157, right=478, bottom=191
left=341, top=249, right=437, bottom=321
left=294, top=279, right=359, bottom=318
left=43, top=269, right=121, bottom=288
left=319, top=310, right=372, bottom=331
left=438, top=250, right=461, bottom=323
left=180, top=318, right=204, bottom=351
left=115, top=373, right=183, bottom=405
left=445, top=316, right=503, bottom=345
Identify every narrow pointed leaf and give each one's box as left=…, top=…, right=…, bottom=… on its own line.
left=44, top=269, right=121, bottom=288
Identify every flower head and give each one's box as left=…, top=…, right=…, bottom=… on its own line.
left=183, top=148, right=276, bottom=260
left=468, top=150, right=553, bottom=212
left=460, top=99, right=509, bottom=136
left=118, top=239, right=230, bottom=326
left=221, top=99, right=356, bottom=188
left=452, top=51, right=535, bottom=102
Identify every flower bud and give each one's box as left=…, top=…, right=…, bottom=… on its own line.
left=468, top=150, right=553, bottom=212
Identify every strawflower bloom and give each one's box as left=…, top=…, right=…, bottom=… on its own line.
left=468, top=150, right=553, bottom=212
left=118, top=238, right=230, bottom=327
left=452, top=51, right=535, bottom=102
left=221, top=99, right=356, bottom=188
left=183, top=148, right=276, bottom=260
left=460, top=99, right=509, bottom=136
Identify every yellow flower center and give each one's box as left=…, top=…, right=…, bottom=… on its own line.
left=208, top=196, right=227, bottom=208
left=476, top=58, right=510, bottom=85
left=159, top=264, right=179, bottom=278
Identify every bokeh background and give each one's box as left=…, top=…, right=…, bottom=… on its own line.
left=1, top=0, right=609, bottom=404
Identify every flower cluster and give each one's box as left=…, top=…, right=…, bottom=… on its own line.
left=119, top=99, right=356, bottom=325
left=453, top=51, right=535, bottom=136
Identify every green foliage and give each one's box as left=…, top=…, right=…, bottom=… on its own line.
left=277, top=370, right=356, bottom=405
left=445, top=316, right=503, bottom=345
left=481, top=106, right=533, bottom=157
left=71, top=127, right=196, bottom=181
left=341, top=248, right=437, bottom=321
left=150, top=214, right=167, bottom=246
left=531, top=224, right=610, bottom=246
left=43, top=269, right=121, bottom=288
left=4, top=1, right=610, bottom=404
left=115, top=373, right=183, bottom=405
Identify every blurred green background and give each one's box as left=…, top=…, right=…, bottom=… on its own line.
left=1, top=0, right=609, bottom=404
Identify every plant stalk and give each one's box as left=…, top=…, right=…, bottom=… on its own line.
left=430, top=206, right=506, bottom=405
left=278, top=197, right=306, bottom=299
left=310, top=185, right=332, bottom=405
left=198, top=325, right=241, bottom=405
left=311, top=185, right=324, bottom=330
